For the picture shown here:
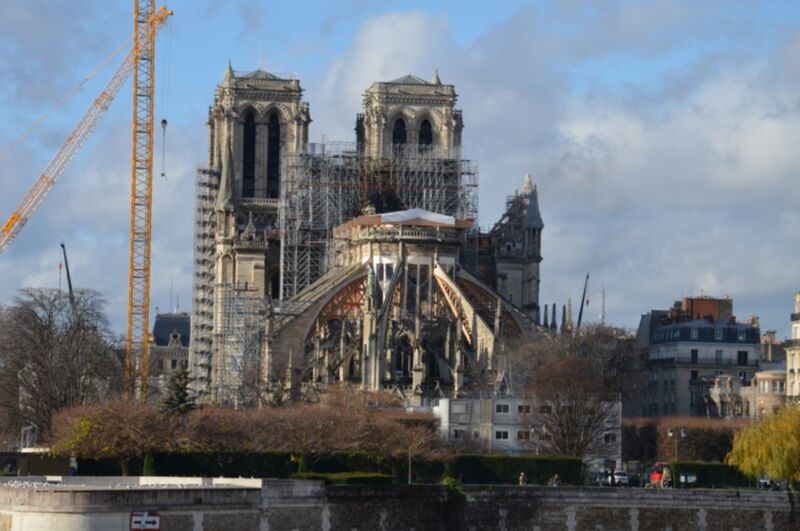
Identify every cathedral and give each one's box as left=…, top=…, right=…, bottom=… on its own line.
left=190, top=65, right=545, bottom=406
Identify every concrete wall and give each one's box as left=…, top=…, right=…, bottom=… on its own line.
left=1, top=478, right=798, bottom=530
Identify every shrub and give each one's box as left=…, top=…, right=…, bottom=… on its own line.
left=453, top=455, right=582, bottom=485
left=312, top=452, right=387, bottom=474
left=142, top=454, right=157, bottom=476
left=671, top=461, right=752, bottom=489
left=148, top=451, right=295, bottom=478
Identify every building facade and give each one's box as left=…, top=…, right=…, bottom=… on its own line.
left=190, top=67, right=545, bottom=406
left=786, top=292, right=800, bottom=401
left=432, top=397, right=622, bottom=471
left=639, top=297, right=761, bottom=417
left=147, top=312, right=190, bottom=401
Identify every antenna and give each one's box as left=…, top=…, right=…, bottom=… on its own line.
left=600, top=286, right=606, bottom=325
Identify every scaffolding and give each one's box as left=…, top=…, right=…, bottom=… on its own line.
left=189, top=167, right=217, bottom=392
left=279, top=142, right=478, bottom=299
left=213, top=283, right=268, bottom=407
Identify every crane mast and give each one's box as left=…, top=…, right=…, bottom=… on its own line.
left=125, top=0, right=165, bottom=401
left=0, top=7, right=170, bottom=254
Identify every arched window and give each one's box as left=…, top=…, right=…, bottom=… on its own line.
left=267, top=112, right=281, bottom=198
left=392, top=118, right=406, bottom=147
left=242, top=111, right=256, bottom=198
left=270, top=272, right=280, bottom=300
left=419, top=119, right=433, bottom=146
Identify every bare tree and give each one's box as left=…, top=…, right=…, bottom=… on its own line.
left=0, top=288, right=122, bottom=439
left=508, top=331, right=621, bottom=459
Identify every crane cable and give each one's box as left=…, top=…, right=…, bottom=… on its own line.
left=159, top=13, right=173, bottom=181
left=0, top=34, right=133, bottom=160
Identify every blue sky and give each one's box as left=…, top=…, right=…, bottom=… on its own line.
left=2, top=0, right=800, bottom=338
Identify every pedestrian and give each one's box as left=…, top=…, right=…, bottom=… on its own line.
left=518, top=472, right=527, bottom=485
left=548, top=473, right=560, bottom=487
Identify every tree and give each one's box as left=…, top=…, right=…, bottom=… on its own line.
left=727, top=405, right=800, bottom=483
left=51, top=402, right=167, bottom=475
left=160, top=365, right=196, bottom=415
left=507, top=331, right=621, bottom=459
left=0, top=288, right=122, bottom=439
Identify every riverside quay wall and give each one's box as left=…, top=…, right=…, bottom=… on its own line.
left=0, top=477, right=798, bottom=530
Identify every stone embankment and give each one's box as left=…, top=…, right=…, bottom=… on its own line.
left=0, top=476, right=797, bottom=530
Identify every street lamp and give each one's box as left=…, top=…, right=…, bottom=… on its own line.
left=667, top=428, right=687, bottom=461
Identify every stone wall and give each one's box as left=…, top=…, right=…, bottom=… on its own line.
left=0, top=478, right=798, bottom=530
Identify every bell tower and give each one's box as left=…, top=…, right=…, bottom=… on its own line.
left=207, top=63, right=311, bottom=298
left=357, top=70, right=463, bottom=158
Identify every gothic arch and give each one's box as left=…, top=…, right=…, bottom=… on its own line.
left=266, top=111, right=281, bottom=199
left=240, top=107, right=257, bottom=198
left=418, top=117, right=434, bottom=147
left=392, top=116, right=407, bottom=147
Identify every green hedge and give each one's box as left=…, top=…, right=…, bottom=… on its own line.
left=145, top=452, right=296, bottom=478
left=453, top=455, right=583, bottom=485
left=312, top=453, right=388, bottom=474
left=291, top=472, right=393, bottom=485
left=670, top=462, right=753, bottom=489
left=77, top=452, right=580, bottom=485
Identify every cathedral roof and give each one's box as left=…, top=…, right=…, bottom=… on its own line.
left=387, top=74, right=431, bottom=85
left=240, top=69, right=283, bottom=80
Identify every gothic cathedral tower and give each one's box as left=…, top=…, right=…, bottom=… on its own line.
left=191, top=64, right=310, bottom=398
left=356, top=71, right=463, bottom=157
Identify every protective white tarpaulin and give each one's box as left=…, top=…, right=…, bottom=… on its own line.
left=380, top=208, right=455, bottom=227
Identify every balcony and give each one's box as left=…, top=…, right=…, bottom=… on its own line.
left=648, top=356, right=757, bottom=367
left=240, top=197, right=279, bottom=209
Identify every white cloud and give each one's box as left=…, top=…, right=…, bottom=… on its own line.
left=2, top=1, right=800, bottom=340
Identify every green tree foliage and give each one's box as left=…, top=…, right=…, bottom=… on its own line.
left=160, top=365, right=196, bottom=415
left=727, top=405, right=800, bottom=482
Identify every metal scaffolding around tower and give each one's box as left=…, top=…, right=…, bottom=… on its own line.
left=189, top=167, right=218, bottom=390
left=213, top=283, right=268, bottom=407
left=279, top=142, right=478, bottom=300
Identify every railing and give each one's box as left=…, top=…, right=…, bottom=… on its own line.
left=344, top=226, right=462, bottom=243
left=648, top=356, right=758, bottom=367
left=241, top=197, right=280, bottom=208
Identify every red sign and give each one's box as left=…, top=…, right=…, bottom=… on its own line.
left=130, top=511, right=160, bottom=530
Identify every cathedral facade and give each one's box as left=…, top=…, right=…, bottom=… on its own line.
left=190, top=66, right=544, bottom=406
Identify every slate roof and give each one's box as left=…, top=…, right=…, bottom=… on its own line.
left=240, top=69, right=282, bottom=80
left=387, top=74, right=430, bottom=85
left=152, top=312, right=191, bottom=347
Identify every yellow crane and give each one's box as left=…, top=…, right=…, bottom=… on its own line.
left=125, top=0, right=170, bottom=401
left=0, top=5, right=172, bottom=401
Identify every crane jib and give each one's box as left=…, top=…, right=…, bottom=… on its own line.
left=0, top=6, right=171, bottom=254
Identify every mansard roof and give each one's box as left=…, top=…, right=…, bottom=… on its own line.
left=387, top=74, right=431, bottom=85
left=152, top=312, right=191, bottom=347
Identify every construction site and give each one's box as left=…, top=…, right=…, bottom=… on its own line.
left=0, top=3, right=552, bottom=408
left=188, top=67, right=548, bottom=407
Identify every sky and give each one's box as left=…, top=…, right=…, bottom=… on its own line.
left=1, top=0, right=800, bottom=338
